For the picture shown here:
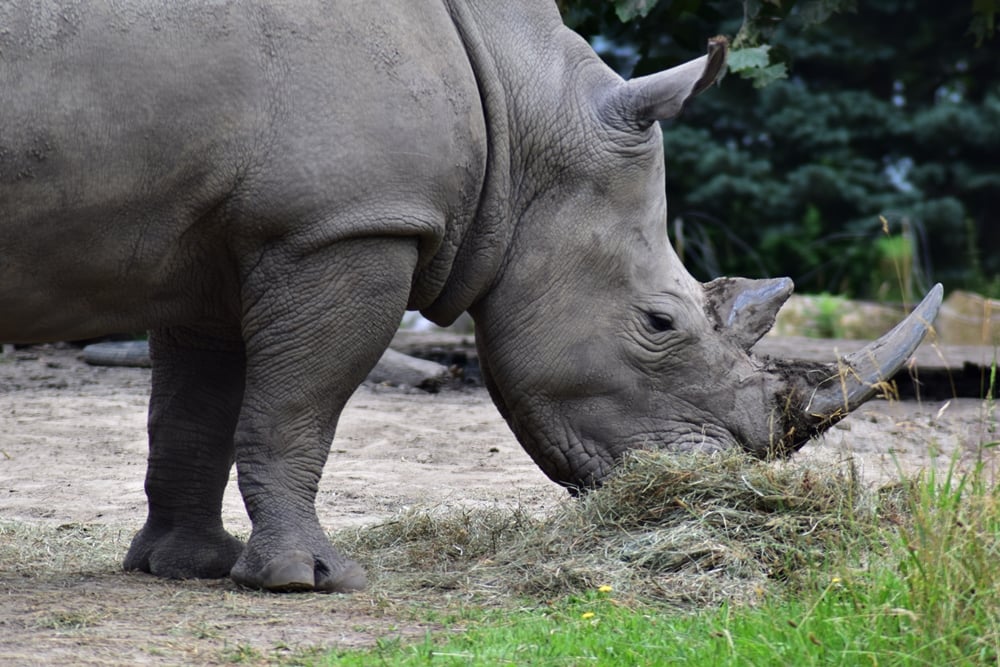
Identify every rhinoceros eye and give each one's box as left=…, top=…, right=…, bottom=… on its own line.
left=646, top=312, right=675, bottom=333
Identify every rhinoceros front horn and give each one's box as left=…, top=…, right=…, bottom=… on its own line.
left=777, top=284, right=943, bottom=452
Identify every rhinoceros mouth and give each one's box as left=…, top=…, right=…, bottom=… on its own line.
left=618, top=421, right=741, bottom=455
left=523, top=410, right=743, bottom=491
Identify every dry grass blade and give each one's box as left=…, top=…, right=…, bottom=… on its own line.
left=340, top=450, right=891, bottom=608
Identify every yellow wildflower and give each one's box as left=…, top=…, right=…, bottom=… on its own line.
left=597, top=585, right=613, bottom=593
left=581, top=612, right=596, bottom=620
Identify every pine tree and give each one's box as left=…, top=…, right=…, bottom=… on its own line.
left=563, top=0, right=1000, bottom=299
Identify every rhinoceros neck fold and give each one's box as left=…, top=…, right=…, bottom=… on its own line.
left=421, top=0, right=593, bottom=325
left=415, top=1, right=518, bottom=325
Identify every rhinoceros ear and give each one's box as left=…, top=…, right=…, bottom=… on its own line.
left=704, top=277, right=793, bottom=351
left=607, top=36, right=728, bottom=129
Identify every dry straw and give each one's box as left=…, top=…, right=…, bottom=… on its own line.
left=342, top=450, right=899, bottom=607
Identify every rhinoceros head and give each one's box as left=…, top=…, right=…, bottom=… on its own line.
left=468, top=38, right=941, bottom=492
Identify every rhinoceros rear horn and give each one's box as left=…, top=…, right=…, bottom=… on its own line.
left=704, top=276, right=793, bottom=351
left=607, top=36, right=728, bottom=129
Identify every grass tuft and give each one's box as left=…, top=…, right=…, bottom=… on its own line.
left=895, top=461, right=1000, bottom=663
left=327, top=451, right=1000, bottom=666
left=342, top=450, right=893, bottom=608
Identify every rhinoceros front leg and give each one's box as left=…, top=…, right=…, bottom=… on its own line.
left=229, top=236, right=418, bottom=592
left=124, top=327, right=246, bottom=579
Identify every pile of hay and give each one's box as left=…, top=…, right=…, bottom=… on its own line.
left=342, top=451, right=900, bottom=607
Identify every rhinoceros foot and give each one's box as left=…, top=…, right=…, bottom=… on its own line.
left=231, top=549, right=367, bottom=593
left=229, top=533, right=366, bottom=593
left=123, top=524, right=244, bottom=580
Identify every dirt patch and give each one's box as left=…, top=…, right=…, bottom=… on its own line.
left=0, top=345, right=995, bottom=665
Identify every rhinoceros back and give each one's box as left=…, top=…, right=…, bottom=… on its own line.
left=0, top=0, right=486, bottom=342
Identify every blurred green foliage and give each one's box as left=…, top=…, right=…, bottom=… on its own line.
left=559, top=0, right=1000, bottom=299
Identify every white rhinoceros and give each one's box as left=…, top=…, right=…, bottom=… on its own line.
left=0, top=0, right=940, bottom=592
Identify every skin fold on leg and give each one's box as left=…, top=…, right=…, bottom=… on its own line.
left=124, top=326, right=246, bottom=579
left=229, top=236, right=419, bottom=592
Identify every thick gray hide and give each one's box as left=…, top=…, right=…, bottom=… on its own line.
left=0, top=1, right=939, bottom=592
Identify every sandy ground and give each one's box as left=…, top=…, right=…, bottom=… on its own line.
left=0, top=345, right=996, bottom=665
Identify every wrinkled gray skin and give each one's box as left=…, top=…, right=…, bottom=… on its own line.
left=0, top=1, right=940, bottom=592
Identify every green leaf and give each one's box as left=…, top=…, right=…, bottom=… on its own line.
left=741, top=62, right=789, bottom=88
left=728, top=45, right=772, bottom=72
left=614, top=0, right=660, bottom=22
left=728, top=44, right=787, bottom=87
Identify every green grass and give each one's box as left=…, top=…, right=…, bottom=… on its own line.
left=317, top=567, right=995, bottom=666
left=288, top=456, right=1000, bottom=667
